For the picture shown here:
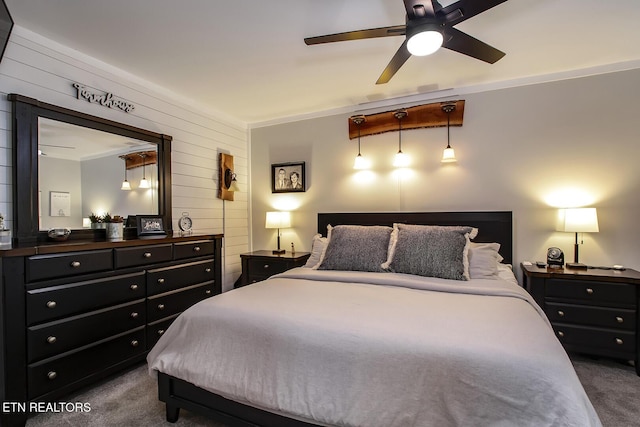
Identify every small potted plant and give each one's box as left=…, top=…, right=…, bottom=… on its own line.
left=89, top=213, right=106, bottom=229
left=104, top=214, right=124, bottom=240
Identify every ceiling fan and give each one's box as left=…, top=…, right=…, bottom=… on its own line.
left=304, top=0, right=508, bottom=84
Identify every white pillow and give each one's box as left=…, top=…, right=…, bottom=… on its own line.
left=303, top=233, right=327, bottom=268
left=468, top=242, right=501, bottom=279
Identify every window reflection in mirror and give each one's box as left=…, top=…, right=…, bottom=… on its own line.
left=38, top=118, right=158, bottom=230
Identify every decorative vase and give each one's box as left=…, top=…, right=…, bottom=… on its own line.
left=106, top=223, right=124, bottom=240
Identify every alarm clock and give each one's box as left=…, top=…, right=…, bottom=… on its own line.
left=178, top=212, right=193, bottom=234
left=547, top=247, right=564, bottom=268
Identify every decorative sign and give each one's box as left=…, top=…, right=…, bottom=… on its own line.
left=72, top=83, right=135, bottom=113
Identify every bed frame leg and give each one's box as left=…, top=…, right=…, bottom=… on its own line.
left=166, top=403, right=180, bottom=423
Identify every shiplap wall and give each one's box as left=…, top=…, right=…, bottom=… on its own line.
left=0, top=26, right=248, bottom=291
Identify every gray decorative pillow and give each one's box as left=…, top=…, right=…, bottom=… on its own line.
left=385, top=224, right=477, bottom=280
left=318, top=225, right=392, bottom=272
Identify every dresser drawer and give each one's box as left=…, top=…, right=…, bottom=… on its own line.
left=546, top=279, right=636, bottom=305
left=147, top=282, right=214, bottom=322
left=147, top=315, right=179, bottom=349
left=552, top=323, right=636, bottom=355
left=27, top=327, right=146, bottom=399
left=247, top=258, right=290, bottom=279
left=147, top=259, right=215, bottom=296
left=546, top=302, right=636, bottom=331
left=114, top=244, right=173, bottom=268
left=27, top=300, right=146, bottom=363
left=174, top=240, right=214, bottom=260
left=26, top=272, right=145, bottom=325
left=27, top=250, right=113, bottom=282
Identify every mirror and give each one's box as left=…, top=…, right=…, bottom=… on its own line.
left=10, top=94, right=172, bottom=245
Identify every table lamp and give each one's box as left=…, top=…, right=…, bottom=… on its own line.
left=265, top=211, right=291, bottom=254
left=559, top=207, right=599, bottom=269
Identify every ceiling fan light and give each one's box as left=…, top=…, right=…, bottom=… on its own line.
left=407, top=29, right=443, bottom=56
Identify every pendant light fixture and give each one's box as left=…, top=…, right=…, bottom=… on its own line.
left=120, top=155, right=131, bottom=190
left=441, top=103, right=457, bottom=163
left=139, top=153, right=150, bottom=189
left=351, top=115, right=368, bottom=170
left=393, top=109, right=410, bottom=167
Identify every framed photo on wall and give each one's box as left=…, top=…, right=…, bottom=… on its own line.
left=49, top=191, right=70, bottom=217
left=272, top=161, right=305, bottom=193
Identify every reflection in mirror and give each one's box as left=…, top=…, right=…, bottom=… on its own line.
left=38, top=118, right=158, bottom=230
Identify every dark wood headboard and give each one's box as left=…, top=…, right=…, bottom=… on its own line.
left=318, top=211, right=513, bottom=265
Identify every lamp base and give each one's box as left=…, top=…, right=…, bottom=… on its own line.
left=272, top=249, right=286, bottom=255
left=566, top=262, right=588, bottom=269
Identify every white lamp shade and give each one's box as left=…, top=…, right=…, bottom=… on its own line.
left=559, top=208, right=599, bottom=233
left=139, top=178, right=150, bottom=189
left=353, top=154, right=369, bottom=170
left=441, top=147, right=457, bottom=163
left=393, top=151, right=410, bottom=168
left=121, top=180, right=131, bottom=190
left=265, top=211, right=291, bottom=229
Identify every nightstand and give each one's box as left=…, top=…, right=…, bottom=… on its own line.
left=238, top=251, right=311, bottom=287
left=522, top=263, right=640, bottom=376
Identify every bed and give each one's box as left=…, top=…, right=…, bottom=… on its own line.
left=147, top=211, right=601, bottom=427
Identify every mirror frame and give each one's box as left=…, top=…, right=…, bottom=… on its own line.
left=9, top=93, right=172, bottom=245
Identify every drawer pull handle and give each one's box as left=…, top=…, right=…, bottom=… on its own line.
left=557, top=310, right=565, bottom=317
left=70, top=261, right=81, bottom=268
left=263, top=264, right=270, bottom=269
left=205, top=268, right=211, bottom=273
left=143, top=252, right=152, bottom=258
left=205, top=289, right=211, bottom=295
left=158, top=304, right=165, bottom=310
left=557, top=331, right=565, bottom=338
left=47, top=336, right=57, bottom=344
left=130, top=312, right=139, bottom=319
left=158, top=329, right=165, bottom=336
left=47, top=371, right=57, bottom=380
left=157, top=278, right=165, bottom=284
left=585, top=288, right=594, bottom=295
left=616, top=316, right=624, bottom=323
left=131, top=340, right=139, bottom=347
left=193, top=246, right=201, bottom=252
left=46, top=301, right=57, bottom=309
left=615, top=338, right=624, bottom=345
left=130, top=284, right=138, bottom=290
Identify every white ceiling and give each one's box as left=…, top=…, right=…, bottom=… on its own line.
left=6, top=0, right=640, bottom=125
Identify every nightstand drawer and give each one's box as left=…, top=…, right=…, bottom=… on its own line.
left=552, top=323, right=635, bottom=354
left=546, top=279, right=635, bottom=305
left=546, top=302, right=635, bottom=330
left=247, top=258, right=290, bottom=278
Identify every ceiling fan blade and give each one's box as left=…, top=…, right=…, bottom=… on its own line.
left=305, top=25, right=405, bottom=45
left=443, top=27, right=505, bottom=64
left=441, top=0, right=509, bottom=26
left=376, top=40, right=411, bottom=85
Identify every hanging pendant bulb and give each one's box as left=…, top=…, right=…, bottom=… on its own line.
left=393, top=110, right=410, bottom=167
left=351, top=115, right=369, bottom=170
left=120, top=155, right=131, bottom=190
left=139, top=153, right=151, bottom=188
left=441, top=104, right=457, bottom=163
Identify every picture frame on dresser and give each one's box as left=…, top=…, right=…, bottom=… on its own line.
left=136, top=215, right=167, bottom=238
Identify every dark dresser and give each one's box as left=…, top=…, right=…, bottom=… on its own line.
left=0, top=234, right=222, bottom=427
left=522, top=263, right=640, bottom=375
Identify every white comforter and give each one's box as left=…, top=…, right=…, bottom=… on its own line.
left=147, top=268, right=601, bottom=427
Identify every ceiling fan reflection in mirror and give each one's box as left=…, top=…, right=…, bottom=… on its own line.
left=38, top=143, right=75, bottom=156
left=304, top=0, right=508, bottom=84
